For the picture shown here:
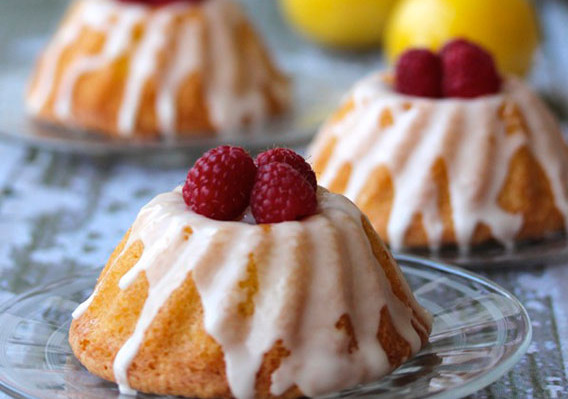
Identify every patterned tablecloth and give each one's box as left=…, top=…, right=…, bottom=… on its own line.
left=1, top=1, right=568, bottom=398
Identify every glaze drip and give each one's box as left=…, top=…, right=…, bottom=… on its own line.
left=310, top=73, right=568, bottom=251
left=73, top=187, right=430, bottom=399
left=27, top=0, right=289, bottom=136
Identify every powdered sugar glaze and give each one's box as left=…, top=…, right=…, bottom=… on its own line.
left=309, top=73, right=568, bottom=251
left=73, top=187, right=430, bottom=399
left=27, top=0, right=289, bottom=137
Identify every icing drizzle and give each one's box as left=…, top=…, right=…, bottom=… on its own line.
left=27, top=0, right=289, bottom=136
left=73, top=187, right=430, bottom=399
left=310, top=73, right=568, bottom=251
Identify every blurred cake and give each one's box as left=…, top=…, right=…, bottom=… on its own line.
left=309, top=40, right=568, bottom=251
left=26, top=0, right=290, bottom=138
left=69, top=146, right=432, bottom=399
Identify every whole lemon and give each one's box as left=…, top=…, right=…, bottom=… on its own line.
left=384, top=0, right=540, bottom=76
left=279, top=0, right=399, bottom=49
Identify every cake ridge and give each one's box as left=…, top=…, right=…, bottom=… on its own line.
left=511, top=82, right=568, bottom=229
left=72, top=186, right=429, bottom=398
left=157, top=19, right=203, bottom=136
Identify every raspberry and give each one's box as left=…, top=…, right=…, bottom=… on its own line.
left=441, top=39, right=502, bottom=98
left=183, top=146, right=257, bottom=221
left=395, top=49, right=442, bottom=98
left=256, top=148, right=317, bottom=190
left=117, top=0, right=204, bottom=6
left=251, top=163, right=318, bottom=224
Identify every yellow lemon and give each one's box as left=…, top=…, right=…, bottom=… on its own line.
left=384, top=0, right=540, bottom=76
left=279, top=0, right=399, bottom=49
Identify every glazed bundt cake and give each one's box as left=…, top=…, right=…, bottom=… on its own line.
left=309, top=40, right=568, bottom=251
left=70, top=147, right=432, bottom=399
left=26, top=0, right=290, bottom=138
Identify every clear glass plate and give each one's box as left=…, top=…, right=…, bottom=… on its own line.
left=0, top=0, right=381, bottom=156
left=0, top=255, right=531, bottom=399
left=397, top=233, right=568, bottom=269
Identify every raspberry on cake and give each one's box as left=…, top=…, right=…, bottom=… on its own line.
left=309, top=40, right=568, bottom=251
left=183, top=146, right=257, bottom=221
left=395, top=38, right=502, bottom=100
left=117, top=0, right=205, bottom=5
left=441, top=39, right=502, bottom=98
left=69, top=146, right=432, bottom=399
left=255, top=148, right=318, bottom=190
left=251, top=162, right=317, bottom=224
left=395, top=49, right=442, bottom=98
left=182, top=146, right=318, bottom=224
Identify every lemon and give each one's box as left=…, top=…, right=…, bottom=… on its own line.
left=384, top=0, right=540, bottom=76
left=279, top=0, right=399, bottom=49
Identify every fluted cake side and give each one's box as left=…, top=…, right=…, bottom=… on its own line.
left=69, top=187, right=431, bottom=399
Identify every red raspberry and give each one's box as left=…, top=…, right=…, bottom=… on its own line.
left=251, top=163, right=318, bottom=224
left=255, top=148, right=317, bottom=191
left=117, top=0, right=204, bottom=6
left=183, top=146, right=257, bottom=221
left=441, top=38, right=502, bottom=98
left=395, top=49, right=442, bottom=98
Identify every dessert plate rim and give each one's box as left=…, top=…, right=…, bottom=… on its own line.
left=396, top=233, right=568, bottom=269
left=0, top=118, right=317, bottom=157
left=393, top=255, right=532, bottom=399
left=0, top=254, right=532, bottom=399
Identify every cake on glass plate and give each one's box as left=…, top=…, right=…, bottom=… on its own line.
left=70, top=146, right=432, bottom=399
left=310, top=39, right=568, bottom=252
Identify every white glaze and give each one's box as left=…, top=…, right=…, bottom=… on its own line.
left=73, top=187, right=431, bottom=399
left=27, top=1, right=88, bottom=114
left=157, top=21, right=203, bottom=137
left=204, top=0, right=268, bottom=133
left=27, top=0, right=289, bottom=136
left=117, top=7, right=174, bottom=135
left=71, top=291, right=95, bottom=319
left=309, top=73, right=568, bottom=251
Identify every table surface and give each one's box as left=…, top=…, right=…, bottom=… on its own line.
left=2, top=1, right=568, bottom=399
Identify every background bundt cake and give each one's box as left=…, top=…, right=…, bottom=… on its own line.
left=309, top=40, right=568, bottom=252
left=26, top=0, right=290, bottom=138
left=69, top=147, right=431, bottom=399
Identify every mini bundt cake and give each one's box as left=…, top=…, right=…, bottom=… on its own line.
left=26, top=0, right=290, bottom=138
left=69, top=147, right=432, bottom=399
left=309, top=40, right=568, bottom=252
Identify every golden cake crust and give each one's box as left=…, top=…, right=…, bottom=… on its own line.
left=314, top=134, right=566, bottom=249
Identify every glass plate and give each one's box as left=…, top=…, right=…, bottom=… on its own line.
left=397, top=233, right=568, bottom=269
left=0, top=255, right=531, bottom=399
left=0, top=0, right=381, bottom=156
